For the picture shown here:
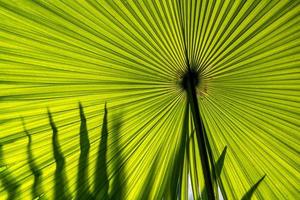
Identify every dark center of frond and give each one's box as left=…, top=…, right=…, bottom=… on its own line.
left=180, top=68, right=200, bottom=90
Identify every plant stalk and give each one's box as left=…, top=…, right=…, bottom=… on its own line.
left=185, top=69, right=215, bottom=200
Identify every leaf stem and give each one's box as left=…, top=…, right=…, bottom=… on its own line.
left=185, top=69, right=215, bottom=200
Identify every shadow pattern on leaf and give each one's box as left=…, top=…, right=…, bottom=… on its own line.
left=0, top=103, right=125, bottom=200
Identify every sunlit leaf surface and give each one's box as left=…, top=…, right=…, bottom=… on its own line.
left=0, top=0, right=299, bottom=199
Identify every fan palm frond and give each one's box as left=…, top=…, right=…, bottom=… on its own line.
left=0, top=0, right=299, bottom=199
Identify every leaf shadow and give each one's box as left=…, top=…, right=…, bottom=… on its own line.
left=201, top=146, right=227, bottom=200
left=109, top=111, right=126, bottom=200
left=0, top=144, right=20, bottom=200
left=48, top=110, right=71, bottom=200
left=168, top=102, right=189, bottom=199
left=22, top=119, right=43, bottom=199
left=214, top=146, right=228, bottom=200
left=215, top=146, right=227, bottom=181
left=241, top=175, right=266, bottom=200
left=76, top=103, right=93, bottom=199
left=93, top=103, right=109, bottom=199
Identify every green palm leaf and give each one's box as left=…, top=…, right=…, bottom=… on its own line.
left=0, top=0, right=299, bottom=199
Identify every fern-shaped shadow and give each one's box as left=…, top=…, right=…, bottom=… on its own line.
left=1, top=103, right=127, bottom=200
